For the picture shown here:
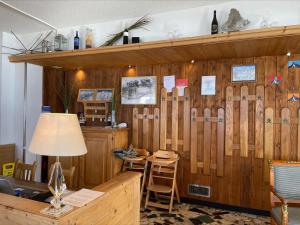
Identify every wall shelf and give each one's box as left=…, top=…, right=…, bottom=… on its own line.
left=9, top=25, right=300, bottom=69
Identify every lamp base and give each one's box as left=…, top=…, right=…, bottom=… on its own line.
left=40, top=204, right=73, bottom=218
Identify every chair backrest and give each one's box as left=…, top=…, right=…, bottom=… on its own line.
left=13, top=160, right=37, bottom=182
left=271, top=161, right=300, bottom=199
left=48, top=164, right=76, bottom=190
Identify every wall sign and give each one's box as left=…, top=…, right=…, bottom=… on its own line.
left=201, top=76, right=216, bottom=95
left=231, top=64, right=256, bottom=82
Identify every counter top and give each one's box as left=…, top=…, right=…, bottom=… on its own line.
left=0, top=172, right=141, bottom=225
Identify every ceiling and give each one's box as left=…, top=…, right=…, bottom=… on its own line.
left=1, top=0, right=240, bottom=34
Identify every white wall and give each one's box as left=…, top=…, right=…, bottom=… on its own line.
left=56, top=1, right=300, bottom=48
left=0, top=32, right=43, bottom=180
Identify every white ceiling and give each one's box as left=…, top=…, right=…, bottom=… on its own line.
left=1, top=0, right=237, bottom=34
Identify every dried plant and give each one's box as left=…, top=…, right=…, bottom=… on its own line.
left=56, top=73, right=78, bottom=112
left=101, top=15, right=151, bottom=47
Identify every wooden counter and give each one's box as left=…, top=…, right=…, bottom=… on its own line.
left=49, top=127, right=128, bottom=189
left=0, top=171, right=140, bottom=225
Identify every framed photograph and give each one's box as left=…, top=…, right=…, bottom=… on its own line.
left=121, top=76, right=157, bottom=105
left=231, top=64, right=256, bottom=82
left=288, top=60, right=300, bottom=69
left=77, top=89, right=96, bottom=102
left=288, top=92, right=300, bottom=102
left=96, top=89, right=114, bottom=101
left=201, top=76, right=216, bottom=95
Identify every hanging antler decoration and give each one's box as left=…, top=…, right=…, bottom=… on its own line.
left=0, top=30, right=54, bottom=55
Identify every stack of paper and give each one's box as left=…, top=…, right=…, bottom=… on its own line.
left=62, top=188, right=104, bottom=207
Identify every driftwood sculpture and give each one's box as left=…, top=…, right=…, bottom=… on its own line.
left=221, top=8, right=250, bottom=32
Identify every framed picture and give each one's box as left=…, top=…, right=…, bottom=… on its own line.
left=121, top=76, right=157, bottom=105
left=201, top=76, right=216, bottom=95
left=231, top=64, right=256, bottom=82
left=288, top=60, right=300, bottom=69
left=77, top=89, right=96, bottom=102
left=288, top=92, right=300, bottom=102
left=95, top=89, right=114, bottom=101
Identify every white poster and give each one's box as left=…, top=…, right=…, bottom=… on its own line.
left=201, top=76, right=216, bottom=95
left=163, top=75, right=175, bottom=92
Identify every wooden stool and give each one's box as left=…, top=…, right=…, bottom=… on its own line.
left=121, top=148, right=149, bottom=202
left=14, top=159, right=37, bottom=181
left=144, top=150, right=180, bottom=213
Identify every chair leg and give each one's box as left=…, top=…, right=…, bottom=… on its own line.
left=144, top=190, right=150, bottom=209
left=175, top=181, right=180, bottom=203
left=169, top=188, right=175, bottom=213
left=140, top=160, right=148, bottom=203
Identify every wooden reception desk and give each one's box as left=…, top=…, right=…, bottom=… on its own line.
left=0, top=172, right=140, bottom=225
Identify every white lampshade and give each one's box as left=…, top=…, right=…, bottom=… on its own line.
left=29, top=113, right=87, bottom=156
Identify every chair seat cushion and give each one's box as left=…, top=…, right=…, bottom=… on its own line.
left=271, top=207, right=300, bottom=225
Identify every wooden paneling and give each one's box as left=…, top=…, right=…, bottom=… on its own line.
left=43, top=54, right=300, bottom=210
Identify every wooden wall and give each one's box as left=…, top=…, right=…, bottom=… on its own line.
left=43, top=54, right=300, bottom=210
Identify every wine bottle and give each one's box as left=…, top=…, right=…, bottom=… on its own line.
left=211, top=10, right=218, bottom=35
left=74, top=31, right=80, bottom=49
left=123, top=29, right=129, bottom=44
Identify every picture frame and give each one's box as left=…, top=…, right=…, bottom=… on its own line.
left=288, top=60, right=300, bottom=69
left=231, top=64, right=256, bottom=82
left=95, top=89, right=114, bottom=102
left=77, top=88, right=114, bottom=102
left=77, top=89, right=96, bottom=102
left=201, top=75, right=216, bottom=95
left=121, top=76, right=157, bottom=105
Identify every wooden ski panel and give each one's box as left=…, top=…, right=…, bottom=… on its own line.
left=171, top=88, right=179, bottom=151
left=240, top=86, right=249, bottom=157
left=132, top=108, right=139, bottom=147
left=142, top=108, right=149, bottom=150
left=203, top=108, right=211, bottom=175
left=217, top=108, right=225, bottom=177
left=264, top=107, right=274, bottom=182
left=225, top=86, right=233, bottom=156
left=298, top=108, right=300, bottom=161
left=153, top=108, right=160, bottom=152
left=183, top=88, right=191, bottom=152
left=255, top=85, right=264, bottom=158
left=281, top=108, right=290, bottom=160
left=160, top=88, right=167, bottom=150
left=191, top=108, right=198, bottom=174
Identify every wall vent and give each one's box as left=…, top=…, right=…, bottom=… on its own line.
left=188, top=184, right=211, bottom=198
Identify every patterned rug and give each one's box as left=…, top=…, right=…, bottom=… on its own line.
left=140, top=203, right=270, bottom=225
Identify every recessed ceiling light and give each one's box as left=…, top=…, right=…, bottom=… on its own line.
left=191, top=59, right=195, bottom=64
left=287, top=51, right=291, bottom=57
left=52, top=66, right=62, bottom=69
left=128, top=65, right=132, bottom=68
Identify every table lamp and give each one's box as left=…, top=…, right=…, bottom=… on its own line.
left=29, top=113, right=87, bottom=210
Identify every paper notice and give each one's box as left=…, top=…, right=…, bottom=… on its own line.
left=163, top=75, right=175, bottom=92
left=62, top=188, right=104, bottom=207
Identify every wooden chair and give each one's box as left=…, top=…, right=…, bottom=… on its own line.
left=121, top=148, right=149, bottom=202
left=48, top=164, right=76, bottom=190
left=270, top=160, right=300, bottom=225
left=144, top=150, right=180, bottom=213
left=13, top=160, right=37, bottom=182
